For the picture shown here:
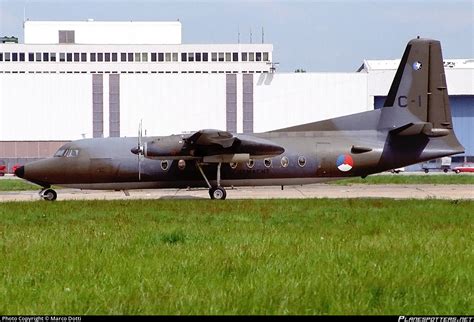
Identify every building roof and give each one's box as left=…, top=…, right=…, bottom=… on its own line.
left=358, top=58, right=474, bottom=72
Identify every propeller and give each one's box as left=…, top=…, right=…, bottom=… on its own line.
left=130, top=120, right=144, bottom=181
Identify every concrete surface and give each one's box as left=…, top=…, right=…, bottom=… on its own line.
left=0, top=184, right=473, bottom=202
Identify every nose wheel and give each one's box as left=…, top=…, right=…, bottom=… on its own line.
left=39, top=188, right=57, bottom=201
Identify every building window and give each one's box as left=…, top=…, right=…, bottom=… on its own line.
left=34, top=52, right=41, bottom=62
left=195, top=53, right=201, bottom=62
left=112, top=53, right=117, bottom=62
left=105, top=53, right=110, bottom=62
left=181, top=53, right=187, bottom=62
left=4, top=53, right=10, bottom=61
left=157, top=53, right=164, bottom=62
left=120, top=53, right=126, bottom=62
left=50, top=52, right=56, bottom=62
left=218, top=52, right=224, bottom=62
left=97, top=53, right=103, bottom=62
left=203, top=52, right=208, bottom=61
left=249, top=52, right=255, bottom=61
left=42, top=52, right=49, bottom=62
left=188, top=53, right=194, bottom=62
left=74, top=53, right=80, bottom=62
left=67, top=53, right=73, bottom=62
left=134, top=53, right=141, bottom=62
left=11, top=53, right=18, bottom=61
left=90, top=53, right=96, bottom=62
left=58, top=30, right=75, bottom=44
left=28, top=53, right=34, bottom=61
left=172, top=53, right=178, bottom=61
left=128, top=53, right=133, bottom=62
left=19, top=52, right=25, bottom=61
left=225, top=52, right=231, bottom=62
left=256, top=52, right=262, bottom=61
left=60, top=53, right=66, bottom=62
left=81, top=53, right=87, bottom=62
left=263, top=52, right=269, bottom=61
left=151, top=53, right=157, bottom=62
left=241, top=52, right=248, bottom=61
left=232, top=52, right=238, bottom=62
left=141, top=53, right=147, bottom=62
left=211, top=52, right=217, bottom=62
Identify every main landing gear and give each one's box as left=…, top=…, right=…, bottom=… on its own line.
left=39, top=188, right=57, bottom=201
left=196, top=162, right=227, bottom=200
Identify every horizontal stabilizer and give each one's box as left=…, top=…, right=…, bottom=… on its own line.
left=390, top=122, right=450, bottom=137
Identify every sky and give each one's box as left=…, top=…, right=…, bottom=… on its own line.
left=0, top=0, right=472, bottom=72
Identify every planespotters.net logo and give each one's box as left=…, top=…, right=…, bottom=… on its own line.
left=398, top=317, right=473, bottom=322
left=336, top=154, right=354, bottom=172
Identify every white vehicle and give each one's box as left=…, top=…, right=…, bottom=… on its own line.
left=422, top=157, right=452, bottom=173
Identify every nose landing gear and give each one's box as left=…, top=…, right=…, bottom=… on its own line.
left=39, top=188, right=57, bottom=201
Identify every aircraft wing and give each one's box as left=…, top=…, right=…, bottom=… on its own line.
left=136, top=129, right=285, bottom=161
left=185, top=129, right=236, bottom=148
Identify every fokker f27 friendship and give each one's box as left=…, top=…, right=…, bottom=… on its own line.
left=16, top=38, right=464, bottom=200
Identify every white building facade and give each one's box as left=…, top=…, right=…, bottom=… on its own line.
left=0, top=21, right=472, bottom=171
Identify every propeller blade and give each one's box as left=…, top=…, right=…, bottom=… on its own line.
left=138, top=120, right=143, bottom=181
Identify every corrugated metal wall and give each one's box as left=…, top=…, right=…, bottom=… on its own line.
left=0, top=74, right=92, bottom=140
left=253, top=73, right=370, bottom=132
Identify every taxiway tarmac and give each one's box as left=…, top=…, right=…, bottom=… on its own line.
left=0, top=184, right=473, bottom=201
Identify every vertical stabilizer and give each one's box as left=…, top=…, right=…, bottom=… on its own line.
left=382, top=38, right=453, bottom=132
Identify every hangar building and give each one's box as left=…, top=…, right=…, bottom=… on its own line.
left=1, top=21, right=473, bottom=171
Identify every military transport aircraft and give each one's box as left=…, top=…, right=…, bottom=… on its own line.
left=15, top=38, right=464, bottom=200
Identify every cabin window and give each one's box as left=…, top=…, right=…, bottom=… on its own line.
left=161, top=160, right=169, bottom=171
left=281, top=156, right=289, bottom=168
left=246, top=159, right=254, bottom=169
left=178, top=160, right=186, bottom=170
left=298, top=156, right=306, bottom=167
left=264, top=158, right=272, bottom=168
left=229, top=162, right=238, bottom=169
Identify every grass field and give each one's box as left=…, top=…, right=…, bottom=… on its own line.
left=1, top=174, right=473, bottom=191
left=0, top=199, right=473, bottom=315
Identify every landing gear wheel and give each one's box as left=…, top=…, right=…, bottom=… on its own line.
left=424, top=169, right=429, bottom=174
left=209, top=187, right=226, bottom=200
left=40, top=188, right=57, bottom=201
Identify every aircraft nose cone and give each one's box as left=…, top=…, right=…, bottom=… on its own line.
left=14, top=165, right=25, bottom=178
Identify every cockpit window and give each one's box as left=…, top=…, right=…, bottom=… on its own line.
left=54, top=149, right=66, bottom=157
left=54, top=148, right=80, bottom=157
left=66, top=149, right=80, bottom=157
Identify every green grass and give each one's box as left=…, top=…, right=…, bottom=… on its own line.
left=334, top=174, right=474, bottom=185
left=0, top=179, right=42, bottom=191
left=0, top=199, right=473, bottom=315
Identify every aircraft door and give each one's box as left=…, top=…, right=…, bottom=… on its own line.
left=315, top=142, right=334, bottom=176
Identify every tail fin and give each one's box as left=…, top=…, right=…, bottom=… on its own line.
left=382, top=38, right=453, bottom=132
